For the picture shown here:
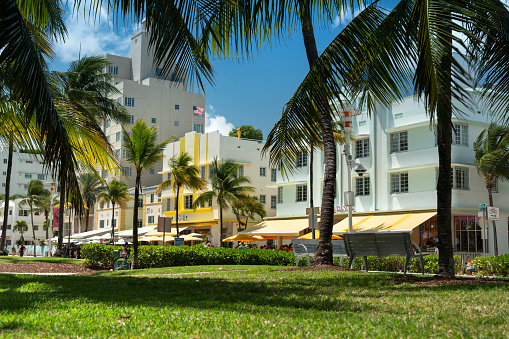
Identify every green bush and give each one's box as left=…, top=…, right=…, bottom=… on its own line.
left=472, top=254, right=509, bottom=277
left=81, top=244, right=122, bottom=269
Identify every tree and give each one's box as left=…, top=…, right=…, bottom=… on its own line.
left=78, top=173, right=105, bottom=232
left=14, top=180, right=50, bottom=257
left=233, top=196, right=266, bottom=231
left=473, top=124, right=509, bottom=256
left=13, top=220, right=28, bottom=244
left=97, top=179, right=130, bottom=244
left=228, top=125, right=263, bottom=140
left=193, top=158, right=254, bottom=243
left=123, top=120, right=174, bottom=269
left=157, top=152, right=206, bottom=239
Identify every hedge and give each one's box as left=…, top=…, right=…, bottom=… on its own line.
left=472, top=254, right=509, bottom=277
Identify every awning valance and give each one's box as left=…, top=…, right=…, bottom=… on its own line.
left=333, top=212, right=436, bottom=233
left=241, top=218, right=311, bottom=237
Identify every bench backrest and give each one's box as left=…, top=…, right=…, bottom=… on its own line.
left=343, top=232, right=413, bottom=258
left=293, top=239, right=346, bottom=256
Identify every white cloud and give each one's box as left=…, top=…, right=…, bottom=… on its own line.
left=204, top=105, right=234, bottom=135
left=53, top=3, right=132, bottom=63
left=331, top=8, right=362, bottom=29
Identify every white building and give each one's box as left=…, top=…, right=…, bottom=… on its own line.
left=159, top=131, right=278, bottom=247
left=274, top=92, right=509, bottom=256
left=102, top=23, right=206, bottom=188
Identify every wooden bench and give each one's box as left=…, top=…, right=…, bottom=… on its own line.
left=293, top=239, right=348, bottom=267
left=343, top=232, right=429, bottom=274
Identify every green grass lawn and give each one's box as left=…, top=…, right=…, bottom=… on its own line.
left=0, top=256, right=82, bottom=265
left=0, top=266, right=508, bottom=338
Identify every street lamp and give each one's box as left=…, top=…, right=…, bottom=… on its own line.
left=46, top=182, right=55, bottom=256
left=335, top=106, right=366, bottom=233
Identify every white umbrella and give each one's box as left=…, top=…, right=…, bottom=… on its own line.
left=188, top=233, right=203, bottom=237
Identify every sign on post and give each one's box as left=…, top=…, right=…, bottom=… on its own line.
left=487, top=207, right=500, bottom=221
left=479, top=204, right=487, bottom=211
left=157, top=216, right=172, bottom=232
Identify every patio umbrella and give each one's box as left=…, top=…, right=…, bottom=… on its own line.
left=187, top=233, right=203, bottom=237
left=222, top=234, right=265, bottom=242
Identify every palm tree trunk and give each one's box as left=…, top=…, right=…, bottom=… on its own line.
left=31, top=202, right=36, bottom=257
left=175, top=186, right=180, bottom=238
left=487, top=186, right=498, bottom=256
left=85, top=205, right=90, bottom=232
left=299, top=4, right=335, bottom=265
left=0, top=141, right=13, bottom=251
left=219, top=205, right=224, bottom=246
left=67, top=206, right=71, bottom=246
left=436, top=8, right=455, bottom=278
left=132, top=173, right=141, bottom=269
left=111, top=202, right=116, bottom=244
left=310, top=148, right=314, bottom=238
left=58, top=176, right=65, bottom=254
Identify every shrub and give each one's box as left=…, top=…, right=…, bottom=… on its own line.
left=472, top=254, right=509, bottom=277
left=81, top=244, right=122, bottom=269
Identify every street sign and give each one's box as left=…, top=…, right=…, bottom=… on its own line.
left=479, top=204, right=487, bottom=211
left=174, top=237, right=184, bottom=247
left=487, top=207, right=500, bottom=221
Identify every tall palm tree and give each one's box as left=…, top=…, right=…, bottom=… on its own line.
left=157, top=152, right=206, bottom=239
left=13, top=220, right=28, bottom=244
left=14, top=180, right=50, bottom=257
left=78, top=173, right=105, bottom=232
left=123, top=120, right=174, bottom=269
left=193, top=158, right=254, bottom=243
left=473, top=124, right=509, bottom=256
left=98, top=179, right=130, bottom=244
left=233, top=196, right=266, bottom=231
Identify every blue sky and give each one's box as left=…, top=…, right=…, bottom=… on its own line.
left=49, top=1, right=395, bottom=139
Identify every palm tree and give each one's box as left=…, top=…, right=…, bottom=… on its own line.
left=157, top=152, right=206, bottom=239
left=14, top=180, right=50, bottom=257
left=233, top=196, right=267, bottom=231
left=123, top=120, right=174, bottom=269
left=78, top=173, right=105, bottom=232
left=98, top=179, right=130, bottom=244
left=13, top=220, right=28, bottom=244
left=193, top=158, right=254, bottom=244
left=473, top=124, right=509, bottom=256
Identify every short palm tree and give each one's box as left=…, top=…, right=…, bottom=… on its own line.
left=13, top=220, right=28, bottom=244
left=473, top=124, right=509, bottom=256
left=123, top=120, right=174, bottom=268
left=78, top=173, right=105, bottom=232
left=98, top=179, right=130, bottom=244
left=157, top=152, right=206, bottom=239
left=193, top=158, right=254, bottom=244
left=233, top=196, right=266, bottom=231
left=14, top=180, right=50, bottom=257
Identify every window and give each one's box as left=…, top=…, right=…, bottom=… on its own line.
left=151, top=118, right=156, bottom=124
left=123, top=167, right=132, bottom=177
left=18, top=210, right=28, bottom=217
left=155, top=68, right=163, bottom=77
left=454, top=216, right=485, bottom=252
left=104, top=170, right=108, bottom=179
left=390, top=173, right=408, bottom=193
left=148, top=216, right=154, bottom=224
left=492, top=179, right=498, bottom=193
left=200, top=166, right=206, bottom=179
left=259, top=167, right=266, bottom=177
left=175, top=104, right=180, bottom=110
left=116, top=132, right=121, bottom=142
left=271, top=196, right=277, bottom=209
left=174, top=121, right=179, bottom=127
left=33, top=225, right=38, bottom=231
left=356, top=139, right=370, bottom=158
left=107, top=136, right=110, bottom=142
left=150, top=194, right=155, bottom=203
left=129, top=115, right=134, bottom=124
left=6, top=224, right=10, bottom=230
left=150, top=169, right=155, bottom=175
left=296, top=151, right=308, bottom=167
left=455, top=167, right=469, bottom=190
left=124, top=97, right=135, bottom=107
left=278, top=187, right=283, bottom=204
left=115, top=149, right=120, bottom=158
left=137, top=220, right=143, bottom=228
left=238, top=165, right=244, bottom=177
left=138, top=199, right=143, bottom=207
left=2, top=171, right=6, bottom=175
left=37, top=174, right=45, bottom=180
left=167, top=198, right=173, bottom=211
left=356, top=177, right=370, bottom=196
left=390, top=131, right=408, bottom=153
left=271, top=169, right=277, bottom=182
left=194, top=124, right=203, bottom=133
left=99, top=220, right=104, bottom=228
left=453, top=123, right=468, bottom=146
left=167, top=173, right=172, bottom=180
left=3, top=159, right=7, bottom=164
left=260, top=195, right=266, bottom=204
left=25, top=160, right=33, bottom=164
left=209, top=165, right=214, bottom=180
left=25, top=173, right=32, bottom=179
left=117, top=97, right=122, bottom=105
left=108, top=65, right=118, bottom=75
left=296, top=185, right=307, bottom=202
left=184, top=195, right=193, bottom=210
left=208, top=199, right=212, bottom=207
left=107, top=120, right=111, bottom=128
left=122, top=149, right=127, bottom=159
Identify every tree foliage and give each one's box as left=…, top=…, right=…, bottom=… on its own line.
left=228, top=125, right=263, bottom=140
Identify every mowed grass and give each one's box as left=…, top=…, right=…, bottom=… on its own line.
left=0, top=266, right=508, bottom=338
left=0, top=256, right=82, bottom=264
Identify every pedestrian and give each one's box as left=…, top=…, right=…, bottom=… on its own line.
left=62, top=244, right=67, bottom=258
left=238, top=241, right=248, bottom=250
left=51, top=245, right=57, bottom=256
left=76, top=246, right=81, bottom=259
left=11, top=245, right=16, bottom=256
left=19, top=244, right=25, bottom=257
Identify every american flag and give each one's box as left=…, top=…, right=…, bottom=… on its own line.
left=193, top=106, right=204, bottom=116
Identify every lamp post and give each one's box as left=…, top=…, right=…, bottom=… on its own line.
left=46, top=182, right=55, bottom=256
left=336, top=107, right=366, bottom=233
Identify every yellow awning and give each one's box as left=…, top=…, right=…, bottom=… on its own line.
left=298, top=230, right=342, bottom=240
left=222, top=234, right=265, bottom=242
left=139, top=235, right=202, bottom=242
left=333, top=212, right=436, bottom=233
left=241, top=218, right=311, bottom=237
